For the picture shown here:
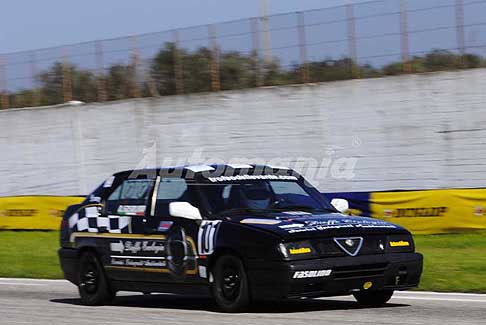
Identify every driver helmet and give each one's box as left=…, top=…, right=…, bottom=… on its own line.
left=239, top=182, right=272, bottom=209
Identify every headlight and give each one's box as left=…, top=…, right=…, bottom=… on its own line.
left=387, top=234, right=415, bottom=252
left=279, top=240, right=317, bottom=259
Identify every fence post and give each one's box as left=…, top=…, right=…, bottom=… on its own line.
left=0, top=57, right=8, bottom=109
left=251, top=18, right=262, bottom=87
left=297, top=12, right=309, bottom=83
left=30, top=51, right=40, bottom=106
left=62, top=49, right=72, bottom=103
left=130, top=35, right=141, bottom=98
left=455, top=0, right=466, bottom=66
left=208, top=24, right=221, bottom=92
left=346, top=4, right=359, bottom=78
left=173, top=30, right=184, bottom=95
left=261, top=0, right=272, bottom=65
left=95, top=41, right=106, bottom=102
left=400, top=0, right=411, bottom=73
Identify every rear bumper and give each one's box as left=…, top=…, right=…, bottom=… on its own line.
left=247, top=252, right=423, bottom=299
left=58, top=248, right=79, bottom=285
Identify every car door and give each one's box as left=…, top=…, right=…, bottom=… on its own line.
left=101, top=177, right=161, bottom=281
left=147, top=177, right=205, bottom=284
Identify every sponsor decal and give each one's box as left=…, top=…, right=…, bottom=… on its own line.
left=0, top=209, right=37, bottom=217
left=289, top=247, right=312, bottom=255
left=110, top=256, right=167, bottom=268
left=240, top=218, right=281, bottom=225
left=391, top=207, right=448, bottom=218
left=207, top=174, right=298, bottom=183
left=157, top=221, right=174, bottom=232
left=389, top=240, right=410, bottom=247
left=198, top=220, right=222, bottom=255
left=110, top=240, right=165, bottom=254
left=280, top=217, right=397, bottom=234
left=117, top=205, right=146, bottom=216
left=292, top=270, right=332, bottom=279
left=82, top=233, right=198, bottom=275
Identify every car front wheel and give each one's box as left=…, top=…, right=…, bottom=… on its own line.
left=211, top=254, right=250, bottom=312
left=353, top=289, right=394, bottom=307
left=78, top=251, right=115, bottom=306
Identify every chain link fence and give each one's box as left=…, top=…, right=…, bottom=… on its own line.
left=1, top=0, right=486, bottom=109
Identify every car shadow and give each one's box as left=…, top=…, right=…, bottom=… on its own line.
left=50, top=294, right=409, bottom=314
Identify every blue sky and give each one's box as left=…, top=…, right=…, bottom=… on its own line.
left=1, top=0, right=485, bottom=91
left=0, top=0, right=369, bottom=53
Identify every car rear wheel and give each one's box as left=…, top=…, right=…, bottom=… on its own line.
left=353, top=289, right=394, bottom=307
left=211, top=254, right=250, bottom=312
left=78, top=251, right=115, bottom=306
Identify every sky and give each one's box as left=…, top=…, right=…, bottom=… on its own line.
left=0, top=0, right=370, bottom=53
left=1, top=0, right=485, bottom=91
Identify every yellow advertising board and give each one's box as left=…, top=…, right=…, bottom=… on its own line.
left=370, top=189, right=486, bottom=234
left=2, top=190, right=486, bottom=233
left=0, top=196, right=84, bottom=230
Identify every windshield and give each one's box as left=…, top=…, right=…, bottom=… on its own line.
left=198, top=180, right=335, bottom=216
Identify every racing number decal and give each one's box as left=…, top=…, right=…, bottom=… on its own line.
left=198, top=220, right=221, bottom=255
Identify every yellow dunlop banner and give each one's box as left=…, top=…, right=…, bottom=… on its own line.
left=0, top=196, right=84, bottom=230
left=370, top=189, right=486, bottom=234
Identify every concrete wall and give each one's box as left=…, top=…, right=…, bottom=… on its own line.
left=2, top=68, right=486, bottom=196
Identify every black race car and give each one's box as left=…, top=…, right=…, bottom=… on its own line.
left=59, top=164, right=422, bottom=312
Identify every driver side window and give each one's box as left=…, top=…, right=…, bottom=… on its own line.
left=154, top=178, right=199, bottom=216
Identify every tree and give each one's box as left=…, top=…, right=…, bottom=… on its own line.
left=36, top=62, right=98, bottom=105
left=150, top=43, right=178, bottom=96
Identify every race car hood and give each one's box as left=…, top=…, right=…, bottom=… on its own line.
left=229, top=211, right=408, bottom=240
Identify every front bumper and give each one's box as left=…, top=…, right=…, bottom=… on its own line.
left=247, top=252, right=423, bottom=299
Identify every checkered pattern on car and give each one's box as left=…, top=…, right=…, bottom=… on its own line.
left=68, top=206, right=131, bottom=233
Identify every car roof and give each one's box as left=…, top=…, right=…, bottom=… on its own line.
left=113, top=164, right=297, bottom=179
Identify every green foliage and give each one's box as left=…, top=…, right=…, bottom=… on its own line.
left=0, top=231, right=62, bottom=279
left=383, top=50, right=483, bottom=76
left=37, top=62, right=65, bottom=106
left=182, top=47, right=212, bottom=93
left=5, top=46, right=486, bottom=108
left=8, top=90, right=37, bottom=108
left=414, top=231, right=486, bottom=293
left=106, top=64, right=134, bottom=101
left=36, top=62, right=98, bottom=105
left=150, top=43, right=178, bottom=96
left=219, top=51, right=258, bottom=90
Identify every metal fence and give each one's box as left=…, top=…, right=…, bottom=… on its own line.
left=1, top=0, right=486, bottom=109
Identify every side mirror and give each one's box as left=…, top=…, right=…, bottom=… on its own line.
left=330, top=198, right=350, bottom=213
left=169, top=202, right=202, bottom=220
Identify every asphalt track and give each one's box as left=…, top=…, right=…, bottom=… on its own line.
left=0, top=278, right=484, bottom=324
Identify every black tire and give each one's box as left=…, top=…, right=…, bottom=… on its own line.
left=211, top=254, right=251, bottom=312
left=78, top=251, right=115, bottom=306
left=353, top=290, right=394, bottom=307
